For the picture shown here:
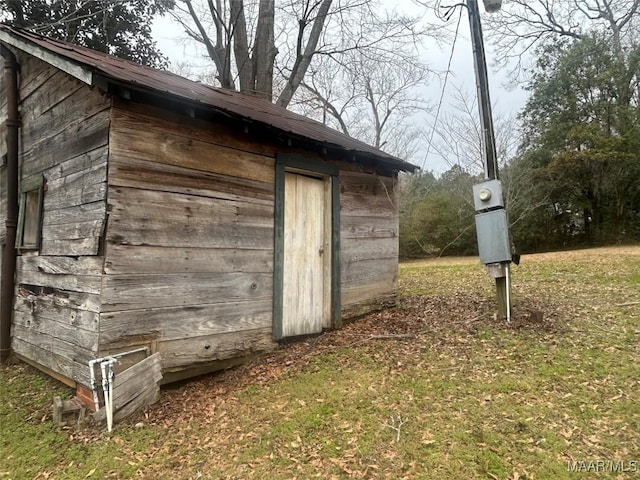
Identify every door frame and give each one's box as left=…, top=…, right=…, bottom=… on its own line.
left=273, top=154, right=341, bottom=340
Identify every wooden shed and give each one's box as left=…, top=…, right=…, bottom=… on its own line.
left=0, top=26, right=417, bottom=406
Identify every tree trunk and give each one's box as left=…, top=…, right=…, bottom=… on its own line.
left=230, top=0, right=252, bottom=93
left=276, top=0, right=333, bottom=109
left=252, top=0, right=276, bottom=100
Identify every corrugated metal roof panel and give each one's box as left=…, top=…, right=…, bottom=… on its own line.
left=0, top=25, right=417, bottom=172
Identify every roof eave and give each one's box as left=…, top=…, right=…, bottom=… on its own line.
left=97, top=73, right=419, bottom=173
left=0, top=30, right=93, bottom=85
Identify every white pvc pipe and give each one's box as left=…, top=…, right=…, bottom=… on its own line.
left=100, top=361, right=109, bottom=427
left=107, top=360, right=115, bottom=433
left=110, top=347, right=150, bottom=359
left=100, top=361, right=115, bottom=432
left=88, top=357, right=111, bottom=412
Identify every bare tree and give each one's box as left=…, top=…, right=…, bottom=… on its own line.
left=427, top=86, right=518, bottom=175
left=483, top=0, right=640, bottom=77
left=170, top=0, right=437, bottom=109
left=172, top=0, right=333, bottom=102
left=292, top=45, right=431, bottom=160
left=424, top=85, right=548, bottom=227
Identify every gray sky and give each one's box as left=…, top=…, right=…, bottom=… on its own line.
left=152, top=1, right=528, bottom=175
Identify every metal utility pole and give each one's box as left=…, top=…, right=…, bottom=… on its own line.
left=466, top=0, right=513, bottom=320
left=467, top=0, right=499, bottom=181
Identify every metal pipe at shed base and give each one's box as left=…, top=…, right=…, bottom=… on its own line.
left=0, top=44, right=19, bottom=363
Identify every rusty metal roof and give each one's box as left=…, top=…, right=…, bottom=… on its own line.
left=0, top=25, right=417, bottom=173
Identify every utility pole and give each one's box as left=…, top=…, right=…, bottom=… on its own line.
left=466, top=0, right=514, bottom=320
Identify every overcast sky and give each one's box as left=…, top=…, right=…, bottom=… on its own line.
left=152, top=1, right=528, bottom=175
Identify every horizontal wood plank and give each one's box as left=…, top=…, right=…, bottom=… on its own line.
left=341, top=280, right=397, bottom=306
left=16, top=285, right=101, bottom=313
left=160, top=328, right=276, bottom=370
left=12, top=338, right=92, bottom=385
left=40, top=237, right=102, bottom=257
left=16, top=265, right=102, bottom=294
left=107, top=187, right=273, bottom=250
left=21, top=110, right=110, bottom=178
left=20, top=70, right=84, bottom=124
left=340, top=171, right=398, bottom=218
left=104, top=245, right=272, bottom=275
left=13, top=310, right=99, bottom=351
left=109, top=156, right=274, bottom=205
left=107, top=219, right=272, bottom=250
left=99, top=299, right=272, bottom=345
left=340, top=170, right=396, bottom=190
left=341, top=237, right=398, bottom=264
left=100, top=272, right=273, bottom=312
left=42, top=219, right=104, bottom=241
left=341, top=215, right=398, bottom=239
left=340, top=193, right=397, bottom=217
left=44, top=201, right=106, bottom=227
left=21, top=80, right=109, bottom=148
left=341, top=293, right=397, bottom=319
left=17, top=255, right=104, bottom=276
left=14, top=294, right=99, bottom=331
left=17, top=54, right=60, bottom=103
left=113, top=100, right=278, bottom=157
left=109, top=186, right=273, bottom=225
left=45, top=146, right=109, bottom=182
left=110, top=108, right=275, bottom=184
left=44, top=163, right=107, bottom=209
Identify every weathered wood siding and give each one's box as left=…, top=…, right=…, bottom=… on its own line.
left=10, top=54, right=110, bottom=385
left=340, top=170, right=399, bottom=318
left=101, top=104, right=278, bottom=373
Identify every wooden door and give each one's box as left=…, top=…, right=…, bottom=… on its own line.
left=282, top=172, right=329, bottom=337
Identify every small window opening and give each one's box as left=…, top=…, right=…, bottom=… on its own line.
left=16, top=176, right=45, bottom=252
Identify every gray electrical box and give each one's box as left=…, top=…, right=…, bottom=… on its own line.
left=475, top=209, right=512, bottom=264
left=472, top=179, right=504, bottom=211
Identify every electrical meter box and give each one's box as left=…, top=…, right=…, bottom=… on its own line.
left=472, top=179, right=504, bottom=211
left=475, top=209, right=512, bottom=264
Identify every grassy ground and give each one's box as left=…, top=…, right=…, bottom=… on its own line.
left=1, top=246, right=639, bottom=479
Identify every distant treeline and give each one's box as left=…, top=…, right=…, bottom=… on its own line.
left=400, top=31, right=640, bottom=259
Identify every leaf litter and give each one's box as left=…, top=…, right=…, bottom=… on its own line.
left=7, top=246, right=639, bottom=479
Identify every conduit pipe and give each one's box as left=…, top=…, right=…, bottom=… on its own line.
left=0, top=44, right=19, bottom=363
left=88, top=358, right=104, bottom=411
left=100, top=359, right=117, bottom=433
left=88, top=348, right=149, bottom=429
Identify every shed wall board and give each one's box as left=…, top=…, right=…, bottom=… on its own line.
left=339, top=170, right=399, bottom=317
left=102, top=103, right=399, bottom=371
left=101, top=106, right=278, bottom=365
left=7, top=54, right=110, bottom=385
